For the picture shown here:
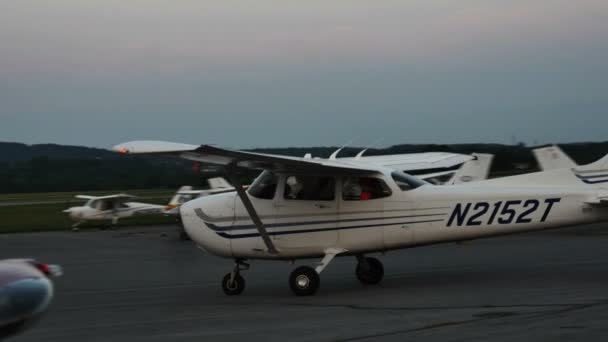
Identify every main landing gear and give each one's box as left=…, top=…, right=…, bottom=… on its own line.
left=220, top=251, right=385, bottom=297
left=355, top=255, right=384, bottom=285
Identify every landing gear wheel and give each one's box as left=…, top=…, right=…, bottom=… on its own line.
left=222, top=273, right=245, bottom=296
left=289, top=266, right=320, bottom=296
left=356, top=257, right=384, bottom=285
left=178, top=224, right=191, bottom=241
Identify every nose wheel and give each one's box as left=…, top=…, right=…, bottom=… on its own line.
left=221, top=260, right=249, bottom=296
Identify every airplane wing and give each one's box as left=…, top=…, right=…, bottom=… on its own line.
left=448, top=153, right=494, bottom=185
left=75, top=194, right=136, bottom=201
left=113, top=141, right=380, bottom=176
left=341, top=152, right=473, bottom=172
left=75, top=195, right=97, bottom=200
left=114, top=140, right=384, bottom=255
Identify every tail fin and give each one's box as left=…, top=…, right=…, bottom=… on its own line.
left=167, top=186, right=193, bottom=208
left=532, top=145, right=577, bottom=171
left=449, top=153, right=494, bottom=184
left=207, top=177, right=232, bottom=190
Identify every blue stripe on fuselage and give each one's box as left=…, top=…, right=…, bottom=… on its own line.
left=215, top=218, right=444, bottom=239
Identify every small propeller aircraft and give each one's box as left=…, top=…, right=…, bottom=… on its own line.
left=113, top=141, right=608, bottom=297
left=63, top=194, right=167, bottom=230
left=0, top=259, right=62, bottom=340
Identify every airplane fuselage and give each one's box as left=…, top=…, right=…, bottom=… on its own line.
left=180, top=170, right=608, bottom=260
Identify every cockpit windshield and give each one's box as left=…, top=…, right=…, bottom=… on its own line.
left=248, top=171, right=279, bottom=199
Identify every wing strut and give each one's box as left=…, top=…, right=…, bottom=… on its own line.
left=226, top=168, right=278, bottom=254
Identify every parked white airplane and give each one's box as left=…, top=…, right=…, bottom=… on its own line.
left=113, top=141, right=585, bottom=297
left=532, top=145, right=577, bottom=171
left=63, top=194, right=166, bottom=230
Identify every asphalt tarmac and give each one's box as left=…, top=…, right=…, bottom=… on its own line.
left=3, top=223, right=608, bottom=342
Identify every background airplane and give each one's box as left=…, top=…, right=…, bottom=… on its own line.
left=63, top=194, right=167, bottom=230
left=0, top=259, right=62, bottom=340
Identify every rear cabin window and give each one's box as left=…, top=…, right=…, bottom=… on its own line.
left=391, top=171, right=427, bottom=191
left=342, top=177, right=392, bottom=201
left=284, top=176, right=335, bottom=201
left=248, top=171, right=279, bottom=199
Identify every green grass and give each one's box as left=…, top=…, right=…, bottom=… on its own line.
left=0, top=190, right=178, bottom=233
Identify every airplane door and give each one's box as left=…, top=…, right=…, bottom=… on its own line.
left=338, top=177, right=392, bottom=251
left=273, top=175, right=338, bottom=250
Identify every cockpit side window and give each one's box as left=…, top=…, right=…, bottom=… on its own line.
left=342, top=177, right=392, bottom=201
left=248, top=171, right=279, bottom=200
left=283, top=175, right=335, bottom=201
left=391, top=171, right=427, bottom=191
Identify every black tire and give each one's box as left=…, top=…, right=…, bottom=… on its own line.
left=178, top=226, right=191, bottom=241
left=289, top=266, right=320, bottom=296
left=222, top=273, right=245, bottom=296
left=356, top=257, right=384, bottom=285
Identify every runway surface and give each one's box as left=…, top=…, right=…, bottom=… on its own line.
left=3, top=224, right=608, bottom=342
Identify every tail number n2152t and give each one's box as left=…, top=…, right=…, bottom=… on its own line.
left=447, top=198, right=561, bottom=227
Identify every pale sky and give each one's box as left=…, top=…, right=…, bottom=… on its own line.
left=0, top=0, right=607, bottom=149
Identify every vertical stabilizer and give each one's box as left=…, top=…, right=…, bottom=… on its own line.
left=168, top=186, right=193, bottom=207
left=207, top=177, right=232, bottom=190
left=532, top=145, right=577, bottom=171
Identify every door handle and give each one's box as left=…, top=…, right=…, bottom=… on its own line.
left=315, top=204, right=332, bottom=209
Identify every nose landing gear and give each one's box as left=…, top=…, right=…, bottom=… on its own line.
left=221, top=259, right=249, bottom=296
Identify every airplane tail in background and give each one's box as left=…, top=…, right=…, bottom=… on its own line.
left=207, top=177, right=232, bottom=190
left=166, top=186, right=194, bottom=211
left=449, top=153, right=494, bottom=185
left=532, top=145, right=577, bottom=171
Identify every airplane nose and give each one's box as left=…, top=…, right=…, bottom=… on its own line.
left=0, top=277, right=53, bottom=323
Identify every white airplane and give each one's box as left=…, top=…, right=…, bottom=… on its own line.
left=63, top=194, right=167, bottom=230
left=532, top=145, right=577, bottom=170
left=112, top=141, right=589, bottom=297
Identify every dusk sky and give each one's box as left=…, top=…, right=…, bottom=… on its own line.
left=1, top=0, right=607, bottom=149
